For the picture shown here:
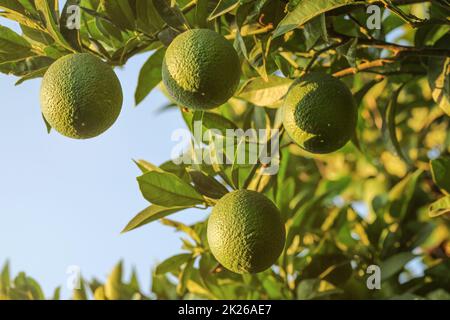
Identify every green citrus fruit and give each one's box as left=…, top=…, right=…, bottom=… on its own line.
left=162, top=29, right=241, bottom=110
left=40, top=53, right=123, bottom=139
left=207, top=190, right=285, bottom=274
left=282, top=72, right=357, bottom=154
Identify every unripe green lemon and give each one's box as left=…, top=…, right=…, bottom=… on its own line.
left=207, top=190, right=285, bottom=274
left=282, top=72, right=357, bottom=154
left=162, top=29, right=241, bottom=110
left=40, top=53, right=123, bottom=139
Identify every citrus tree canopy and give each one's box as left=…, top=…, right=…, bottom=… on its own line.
left=0, top=0, right=449, bottom=300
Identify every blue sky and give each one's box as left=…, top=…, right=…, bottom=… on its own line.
left=0, top=19, right=206, bottom=298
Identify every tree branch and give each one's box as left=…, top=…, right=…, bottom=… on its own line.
left=346, top=0, right=449, bottom=28
left=388, top=0, right=433, bottom=5
left=381, top=0, right=450, bottom=28
left=225, top=24, right=274, bottom=40
left=348, top=14, right=374, bottom=40
left=333, top=59, right=396, bottom=77
left=331, top=31, right=450, bottom=57
left=304, top=43, right=341, bottom=73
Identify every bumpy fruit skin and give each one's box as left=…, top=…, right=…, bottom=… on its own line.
left=282, top=72, right=357, bottom=154
left=207, top=190, right=285, bottom=274
left=162, top=29, right=241, bottom=110
left=40, top=53, right=123, bottom=139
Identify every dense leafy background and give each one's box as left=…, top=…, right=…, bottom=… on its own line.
left=0, top=0, right=449, bottom=299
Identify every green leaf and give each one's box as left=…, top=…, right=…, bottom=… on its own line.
left=135, top=0, right=165, bottom=34
left=72, top=278, right=88, bottom=300
left=0, top=0, right=29, bottom=15
left=303, top=254, right=352, bottom=286
left=121, top=204, right=191, bottom=233
left=161, top=218, right=201, bottom=244
left=354, top=79, right=383, bottom=107
left=429, top=57, right=450, bottom=116
left=156, top=27, right=179, bottom=47
left=297, top=279, right=341, bottom=300
left=286, top=193, right=328, bottom=246
left=428, top=35, right=449, bottom=116
left=155, top=253, right=192, bottom=275
left=273, top=0, right=364, bottom=38
left=0, top=56, right=53, bottom=78
left=187, top=169, right=228, bottom=199
left=0, top=260, right=10, bottom=292
left=42, top=113, right=52, bottom=133
left=0, top=0, right=42, bottom=30
left=380, top=252, right=416, bottom=281
left=26, top=277, right=45, bottom=300
left=133, top=159, right=163, bottom=173
left=230, top=138, right=246, bottom=189
left=176, top=257, right=194, bottom=296
left=20, top=23, right=53, bottom=46
left=261, top=275, right=284, bottom=299
left=152, top=0, right=189, bottom=32
left=336, top=38, right=358, bottom=68
left=17, top=0, right=38, bottom=15
left=427, top=289, right=450, bottom=300
left=192, top=111, right=238, bottom=137
left=351, top=78, right=383, bottom=151
left=0, top=12, right=41, bottom=31
left=12, top=272, right=45, bottom=300
left=137, top=171, right=204, bottom=207
left=208, top=0, right=239, bottom=21
left=42, top=45, right=65, bottom=59
left=0, top=25, right=32, bottom=62
left=303, top=14, right=328, bottom=50
left=386, top=83, right=410, bottom=165
left=388, top=169, right=423, bottom=220
left=238, top=76, right=293, bottom=108
left=430, top=157, right=450, bottom=194
left=99, top=0, right=135, bottom=30
left=381, top=12, right=404, bottom=35
left=186, top=279, right=216, bottom=299
left=429, top=195, right=450, bottom=217
left=105, top=261, right=123, bottom=300
left=128, top=267, right=140, bottom=293
left=15, top=65, right=49, bottom=85
left=248, top=38, right=268, bottom=81
left=35, top=0, right=74, bottom=51
left=195, top=0, right=209, bottom=28
left=135, top=47, right=166, bottom=105
left=152, top=273, right=177, bottom=299
left=160, top=160, right=191, bottom=183
left=272, top=53, right=291, bottom=77
left=52, top=287, right=61, bottom=300
left=234, top=30, right=248, bottom=60
left=415, top=25, right=450, bottom=48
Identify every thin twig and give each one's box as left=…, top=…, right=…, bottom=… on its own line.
left=331, top=31, right=450, bottom=57
left=382, top=0, right=424, bottom=27
left=387, top=0, right=433, bottom=4
left=362, top=70, right=426, bottom=76
left=371, top=0, right=433, bottom=6
left=181, top=0, right=197, bottom=13
left=380, top=0, right=449, bottom=28
left=225, top=24, right=274, bottom=40
left=348, top=14, right=374, bottom=40
left=333, top=59, right=396, bottom=77
left=304, top=43, right=341, bottom=74
left=279, top=51, right=300, bottom=69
